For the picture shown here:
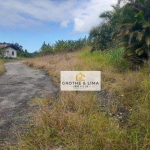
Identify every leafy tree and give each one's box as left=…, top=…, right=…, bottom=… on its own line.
left=89, top=3, right=122, bottom=52
left=13, top=43, right=23, bottom=51
left=39, top=42, right=53, bottom=55
left=89, top=23, right=113, bottom=52
left=24, top=49, right=31, bottom=57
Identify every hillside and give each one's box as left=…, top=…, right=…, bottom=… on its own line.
left=7, top=46, right=150, bottom=150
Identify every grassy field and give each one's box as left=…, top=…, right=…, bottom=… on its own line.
left=12, top=47, right=150, bottom=150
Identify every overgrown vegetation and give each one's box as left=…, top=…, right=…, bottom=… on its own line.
left=9, top=47, right=150, bottom=150
left=89, top=0, right=150, bottom=65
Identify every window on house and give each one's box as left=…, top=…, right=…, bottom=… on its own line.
left=12, top=51, right=14, bottom=56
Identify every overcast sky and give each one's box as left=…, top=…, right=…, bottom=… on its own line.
left=0, top=0, right=117, bottom=52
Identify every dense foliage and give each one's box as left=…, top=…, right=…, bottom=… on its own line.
left=12, top=43, right=32, bottom=58
left=89, top=0, right=150, bottom=65
left=89, top=23, right=113, bottom=52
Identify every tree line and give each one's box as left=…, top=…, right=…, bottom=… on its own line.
left=37, top=37, right=89, bottom=56
left=13, top=43, right=32, bottom=58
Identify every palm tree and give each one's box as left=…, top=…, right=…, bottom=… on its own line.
left=89, top=3, right=123, bottom=52
left=115, top=0, right=150, bottom=65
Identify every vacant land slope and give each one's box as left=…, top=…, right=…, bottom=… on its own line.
left=12, top=47, right=150, bottom=150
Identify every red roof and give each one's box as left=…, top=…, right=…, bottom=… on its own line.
left=0, top=43, right=9, bottom=49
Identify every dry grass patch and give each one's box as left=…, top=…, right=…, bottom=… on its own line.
left=26, top=51, right=82, bottom=85
left=0, top=59, right=5, bottom=75
left=16, top=92, right=129, bottom=150
left=12, top=47, right=150, bottom=149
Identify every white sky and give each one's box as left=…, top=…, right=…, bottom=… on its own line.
left=0, top=0, right=118, bottom=33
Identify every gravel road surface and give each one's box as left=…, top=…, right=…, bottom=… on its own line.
left=0, top=61, right=58, bottom=147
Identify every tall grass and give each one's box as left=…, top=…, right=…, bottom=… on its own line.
left=78, top=47, right=128, bottom=70
left=11, top=47, right=150, bottom=150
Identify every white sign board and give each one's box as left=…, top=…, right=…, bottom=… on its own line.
left=61, top=71, right=101, bottom=91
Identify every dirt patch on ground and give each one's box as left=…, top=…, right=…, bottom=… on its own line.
left=0, top=61, right=58, bottom=147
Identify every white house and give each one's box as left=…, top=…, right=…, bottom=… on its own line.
left=4, top=47, right=17, bottom=58
left=0, top=43, right=20, bottom=58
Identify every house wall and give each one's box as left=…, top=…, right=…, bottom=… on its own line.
left=4, top=47, right=17, bottom=58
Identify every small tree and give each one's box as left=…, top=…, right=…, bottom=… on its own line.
left=89, top=23, right=113, bottom=52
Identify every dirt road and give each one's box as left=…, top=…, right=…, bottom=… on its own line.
left=0, top=61, right=58, bottom=146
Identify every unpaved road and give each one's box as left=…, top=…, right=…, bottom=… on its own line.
left=0, top=61, right=58, bottom=146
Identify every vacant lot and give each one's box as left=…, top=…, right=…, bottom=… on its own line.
left=16, top=48, right=150, bottom=150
